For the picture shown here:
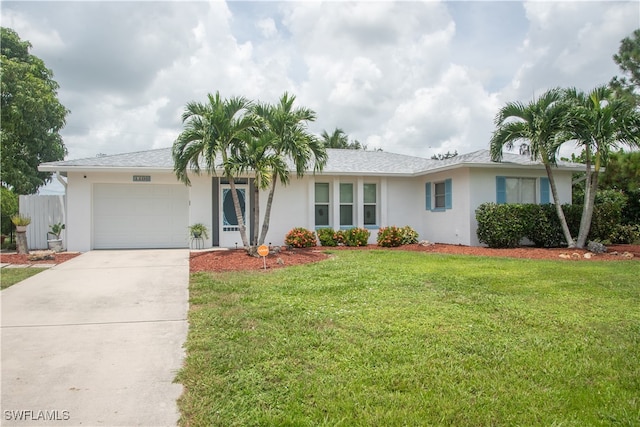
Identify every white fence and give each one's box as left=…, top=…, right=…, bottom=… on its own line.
left=19, top=195, right=66, bottom=250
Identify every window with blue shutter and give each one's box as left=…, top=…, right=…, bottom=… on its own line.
left=540, top=177, right=550, bottom=204
left=426, top=180, right=453, bottom=211
left=496, top=176, right=506, bottom=204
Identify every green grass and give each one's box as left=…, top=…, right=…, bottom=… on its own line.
left=176, top=250, right=640, bottom=426
left=1, top=267, right=47, bottom=290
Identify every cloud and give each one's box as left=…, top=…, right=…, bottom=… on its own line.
left=2, top=0, right=638, bottom=162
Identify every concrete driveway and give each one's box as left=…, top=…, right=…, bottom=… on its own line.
left=1, top=250, right=189, bottom=426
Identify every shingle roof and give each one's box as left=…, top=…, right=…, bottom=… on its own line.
left=39, top=147, right=583, bottom=175
left=40, top=147, right=176, bottom=169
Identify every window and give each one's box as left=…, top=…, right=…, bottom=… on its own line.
left=340, top=183, right=353, bottom=226
left=496, top=177, right=536, bottom=204
left=434, top=182, right=446, bottom=209
left=315, top=183, right=329, bottom=226
left=425, top=179, right=452, bottom=211
left=363, top=183, right=377, bottom=225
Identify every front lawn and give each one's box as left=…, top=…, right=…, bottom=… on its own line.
left=176, top=250, right=639, bottom=426
left=1, top=267, right=47, bottom=290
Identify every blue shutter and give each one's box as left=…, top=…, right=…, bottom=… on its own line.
left=445, top=178, right=452, bottom=209
left=425, top=182, right=431, bottom=211
left=496, top=176, right=506, bottom=204
left=540, top=177, right=550, bottom=204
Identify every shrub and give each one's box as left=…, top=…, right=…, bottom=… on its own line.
left=522, top=204, right=565, bottom=248
left=285, top=227, right=317, bottom=248
left=400, top=226, right=419, bottom=245
left=317, top=228, right=341, bottom=247
left=476, top=203, right=525, bottom=248
left=341, top=227, right=370, bottom=247
left=377, top=226, right=403, bottom=247
left=622, top=188, right=640, bottom=225
left=608, top=224, right=640, bottom=244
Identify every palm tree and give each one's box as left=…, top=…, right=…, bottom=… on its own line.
left=490, top=88, right=576, bottom=248
left=320, top=128, right=366, bottom=150
left=321, top=128, right=349, bottom=148
left=227, top=130, right=287, bottom=250
left=172, top=92, right=258, bottom=249
left=563, top=85, right=640, bottom=248
left=253, top=92, right=328, bottom=246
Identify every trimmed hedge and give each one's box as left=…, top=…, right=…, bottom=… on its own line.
left=476, top=200, right=626, bottom=248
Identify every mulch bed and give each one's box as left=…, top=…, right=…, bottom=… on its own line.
left=0, top=252, right=81, bottom=265
left=189, top=243, right=639, bottom=273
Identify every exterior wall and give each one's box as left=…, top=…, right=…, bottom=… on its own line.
left=65, top=171, right=191, bottom=252
left=63, top=165, right=577, bottom=251
left=188, top=175, right=213, bottom=247
left=419, top=168, right=472, bottom=245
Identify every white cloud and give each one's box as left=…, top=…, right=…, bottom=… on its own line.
left=2, top=0, right=638, bottom=161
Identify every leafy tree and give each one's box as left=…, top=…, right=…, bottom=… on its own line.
left=598, top=149, right=640, bottom=192
left=320, top=128, right=366, bottom=150
left=253, top=93, right=327, bottom=247
left=1, top=186, right=18, bottom=236
left=563, top=85, right=640, bottom=247
left=609, top=29, right=639, bottom=105
left=490, top=88, right=576, bottom=248
left=172, top=92, right=258, bottom=249
left=1, top=27, right=69, bottom=194
left=431, top=150, right=458, bottom=160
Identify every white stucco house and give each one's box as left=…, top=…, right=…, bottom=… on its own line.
left=38, top=148, right=583, bottom=252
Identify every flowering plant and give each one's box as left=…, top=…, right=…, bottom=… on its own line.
left=377, top=225, right=419, bottom=247
left=400, top=226, right=419, bottom=245
left=341, top=227, right=370, bottom=247
left=284, top=227, right=317, bottom=248
left=377, top=226, right=403, bottom=247
left=317, top=228, right=342, bottom=246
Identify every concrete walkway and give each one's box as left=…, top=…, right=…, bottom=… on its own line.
left=1, top=250, right=189, bottom=426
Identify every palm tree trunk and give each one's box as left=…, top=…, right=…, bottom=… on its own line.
left=258, top=173, right=278, bottom=245
left=546, top=163, right=575, bottom=248
left=228, top=178, right=250, bottom=249
left=251, top=181, right=260, bottom=253
left=576, top=149, right=600, bottom=248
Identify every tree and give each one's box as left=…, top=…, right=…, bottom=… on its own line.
left=1, top=27, right=69, bottom=194
left=490, top=88, right=576, bottom=248
left=172, top=92, right=258, bottom=249
left=563, top=85, right=640, bottom=248
left=599, top=150, right=640, bottom=192
left=431, top=150, right=458, bottom=160
left=226, top=129, right=287, bottom=249
left=320, top=128, right=366, bottom=150
left=609, top=29, right=640, bottom=105
left=253, top=93, right=327, bottom=247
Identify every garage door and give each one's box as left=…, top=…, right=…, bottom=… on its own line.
left=93, top=183, right=189, bottom=249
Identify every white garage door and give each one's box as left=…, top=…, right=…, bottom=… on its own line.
left=93, top=183, right=189, bottom=249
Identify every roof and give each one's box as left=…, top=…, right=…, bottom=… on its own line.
left=39, top=147, right=584, bottom=176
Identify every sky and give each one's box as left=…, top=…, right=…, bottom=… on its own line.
left=2, top=0, right=639, bottom=167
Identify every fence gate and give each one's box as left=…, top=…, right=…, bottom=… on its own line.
left=19, top=195, right=66, bottom=251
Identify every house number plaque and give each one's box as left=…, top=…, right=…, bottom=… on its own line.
left=133, top=175, right=151, bottom=182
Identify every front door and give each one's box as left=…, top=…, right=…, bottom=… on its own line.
left=218, top=182, right=251, bottom=248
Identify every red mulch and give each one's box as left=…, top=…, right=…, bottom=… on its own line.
left=190, top=244, right=639, bottom=273
left=0, top=252, right=81, bottom=265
